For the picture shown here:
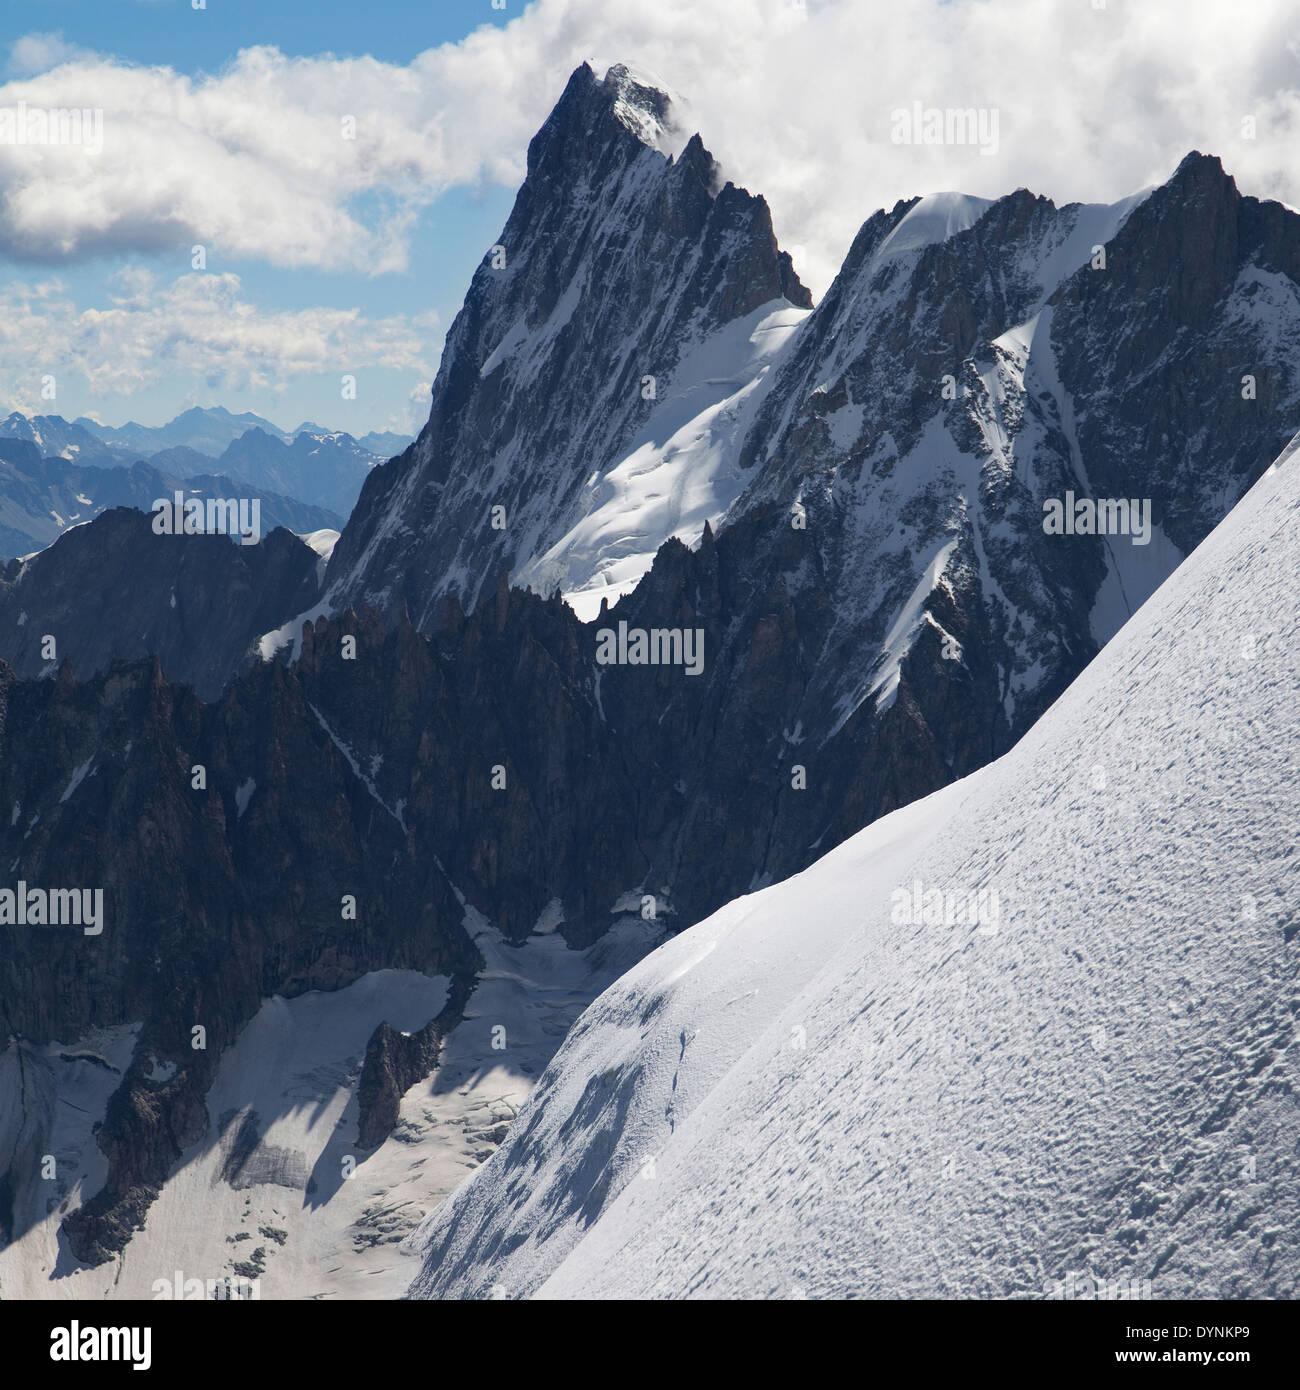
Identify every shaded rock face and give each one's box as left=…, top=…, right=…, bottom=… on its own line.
left=355, top=976, right=472, bottom=1152
left=1048, top=153, right=1300, bottom=554
left=356, top=1023, right=445, bottom=1154
left=0, top=642, right=480, bottom=1262
left=0, top=509, right=324, bottom=700
left=326, top=62, right=811, bottom=627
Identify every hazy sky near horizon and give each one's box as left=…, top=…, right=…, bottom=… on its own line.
left=1, top=0, right=1297, bottom=435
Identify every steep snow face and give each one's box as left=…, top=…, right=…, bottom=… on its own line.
left=514, top=300, right=806, bottom=620
left=324, top=62, right=811, bottom=629
left=874, top=191, right=995, bottom=260
left=406, top=440, right=1300, bottom=1301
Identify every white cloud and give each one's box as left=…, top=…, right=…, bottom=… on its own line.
left=0, top=1, right=1297, bottom=292
left=0, top=269, right=436, bottom=409
left=8, top=32, right=95, bottom=77
left=397, top=378, right=434, bottom=433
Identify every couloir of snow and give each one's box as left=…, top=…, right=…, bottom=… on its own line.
left=405, top=439, right=1300, bottom=1300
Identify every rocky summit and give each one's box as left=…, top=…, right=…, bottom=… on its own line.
left=326, top=61, right=812, bottom=626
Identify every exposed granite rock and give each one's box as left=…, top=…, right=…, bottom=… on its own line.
left=355, top=975, right=473, bottom=1151
left=0, top=509, right=324, bottom=700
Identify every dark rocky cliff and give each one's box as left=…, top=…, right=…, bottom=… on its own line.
left=0, top=509, right=325, bottom=700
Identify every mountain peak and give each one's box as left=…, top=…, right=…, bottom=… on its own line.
left=526, top=61, right=679, bottom=176
left=598, top=61, right=675, bottom=143
left=1172, top=149, right=1229, bottom=181
left=328, top=61, right=814, bottom=624
left=1158, top=150, right=1239, bottom=214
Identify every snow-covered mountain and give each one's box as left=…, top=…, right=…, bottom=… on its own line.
left=4, top=61, right=1299, bottom=1298
left=0, top=413, right=122, bottom=468
left=326, top=61, right=812, bottom=625
left=317, top=69, right=1300, bottom=915
left=722, top=151, right=1300, bottom=749
left=405, top=431, right=1300, bottom=1301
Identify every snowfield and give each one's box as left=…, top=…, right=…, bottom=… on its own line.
left=0, top=917, right=663, bottom=1299
left=405, top=439, right=1300, bottom=1300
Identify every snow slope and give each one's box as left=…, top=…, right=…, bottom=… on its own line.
left=0, top=972, right=448, bottom=1299
left=406, top=437, right=1300, bottom=1300
left=874, top=192, right=995, bottom=260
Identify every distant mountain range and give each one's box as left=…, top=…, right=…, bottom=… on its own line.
left=0, top=407, right=412, bottom=519
left=0, top=436, right=342, bottom=561
left=76, top=406, right=293, bottom=459
left=71, top=404, right=411, bottom=464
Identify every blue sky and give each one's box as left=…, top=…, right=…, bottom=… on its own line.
left=0, top=1, right=520, bottom=437
left=5, top=0, right=504, bottom=70
left=0, top=1, right=1296, bottom=441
